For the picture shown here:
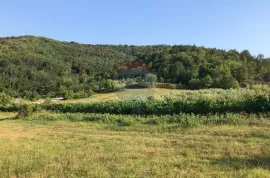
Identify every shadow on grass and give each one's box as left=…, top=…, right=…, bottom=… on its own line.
left=207, top=131, right=270, bottom=140
left=248, top=132, right=270, bottom=140
left=0, top=116, right=18, bottom=121
left=210, top=156, right=270, bottom=170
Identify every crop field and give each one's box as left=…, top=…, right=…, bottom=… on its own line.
left=1, top=88, right=270, bottom=177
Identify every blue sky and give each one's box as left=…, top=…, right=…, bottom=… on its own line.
left=1, top=0, right=270, bottom=56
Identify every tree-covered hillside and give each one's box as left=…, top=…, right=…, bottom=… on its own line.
left=0, top=35, right=270, bottom=98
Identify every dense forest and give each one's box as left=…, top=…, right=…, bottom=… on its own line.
left=0, top=35, right=270, bottom=99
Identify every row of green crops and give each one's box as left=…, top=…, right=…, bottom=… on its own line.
left=45, top=94, right=270, bottom=115
left=27, top=113, right=269, bottom=128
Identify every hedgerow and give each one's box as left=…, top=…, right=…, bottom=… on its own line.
left=44, top=94, right=270, bottom=115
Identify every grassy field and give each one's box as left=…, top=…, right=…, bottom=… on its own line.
left=56, top=88, right=183, bottom=103
left=0, top=112, right=270, bottom=177
left=55, top=88, right=267, bottom=104
left=1, top=88, right=270, bottom=177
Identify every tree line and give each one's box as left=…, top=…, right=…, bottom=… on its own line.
left=0, top=36, right=269, bottom=99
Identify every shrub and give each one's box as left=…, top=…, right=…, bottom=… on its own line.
left=60, top=87, right=75, bottom=100
left=0, top=104, right=20, bottom=112
left=116, top=117, right=135, bottom=126
left=251, top=84, right=270, bottom=91
left=188, top=78, right=201, bottom=89
left=145, top=73, right=157, bottom=87
left=155, top=83, right=177, bottom=89
left=147, top=96, right=156, bottom=101
left=0, top=92, right=11, bottom=106
left=201, top=75, right=213, bottom=88
left=43, top=98, right=52, bottom=105
left=125, top=78, right=134, bottom=86
left=202, top=113, right=242, bottom=125
left=87, top=89, right=94, bottom=96
left=221, top=76, right=240, bottom=89
left=15, top=104, right=34, bottom=119
left=176, top=84, right=186, bottom=89
left=164, top=114, right=199, bottom=128
left=74, top=91, right=88, bottom=99
left=23, top=91, right=40, bottom=101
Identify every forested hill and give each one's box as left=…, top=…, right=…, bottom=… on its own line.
left=0, top=35, right=270, bottom=98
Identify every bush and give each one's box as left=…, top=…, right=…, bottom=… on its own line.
left=60, top=87, right=75, bottom=100
left=43, top=98, right=52, bottom=105
left=221, top=76, right=240, bottom=89
left=188, top=78, right=201, bottom=89
left=15, top=104, right=34, bottom=119
left=202, top=113, right=242, bottom=125
left=155, top=83, right=177, bottom=89
left=74, top=91, right=88, bottom=99
left=0, top=104, right=20, bottom=112
left=116, top=117, right=135, bottom=126
left=47, top=92, right=56, bottom=98
left=0, top=92, right=11, bottom=106
left=201, top=75, right=213, bottom=88
left=125, top=78, right=134, bottom=86
left=23, top=91, right=40, bottom=101
left=147, top=96, right=156, bottom=101
left=251, top=84, right=270, bottom=91
left=176, top=84, right=186, bottom=89
left=163, top=114, right=199, bottom=128
left=87, top=89, right=94, bottom=96
left=145, top=74, right=157, bottom=87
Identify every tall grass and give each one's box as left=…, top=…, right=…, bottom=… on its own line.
left=27, top=113, right=269, bottom=128
left=2, top=89, right=270, bottom=115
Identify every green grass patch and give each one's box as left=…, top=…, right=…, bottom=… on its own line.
left=26, top=112, right=270, bottom=129
left=0, top=118, right=270, bottom=177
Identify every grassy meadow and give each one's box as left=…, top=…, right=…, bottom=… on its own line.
left=1, top=88, right=270, bottom=177
left=55, top=88, right=265, bottom=104
left=55, top=88, right=181, bottom=103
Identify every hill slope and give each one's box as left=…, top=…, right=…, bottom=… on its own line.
left=0, top=35, right=270, bottom=98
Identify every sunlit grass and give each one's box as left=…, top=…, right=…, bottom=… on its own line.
left=0, top=112, right=16, bottom=120
left=57, top=88, right=183, bottom=103
left=55, top=88, right=270, bottom=104
left=0, top=117, right=269, bottom=177
left=1, top=88, right=270, bottom=177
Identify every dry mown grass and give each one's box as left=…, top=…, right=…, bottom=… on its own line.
left=0, top=127, right=46, bottom=141
left=0, top=118, right=270, bottom=177
left=58, top=88, right=183, bottom=103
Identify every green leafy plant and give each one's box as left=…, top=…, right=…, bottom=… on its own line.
left=0, top=92, right=11, bottom=106
left=15, top=104, right=34, bottom=119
